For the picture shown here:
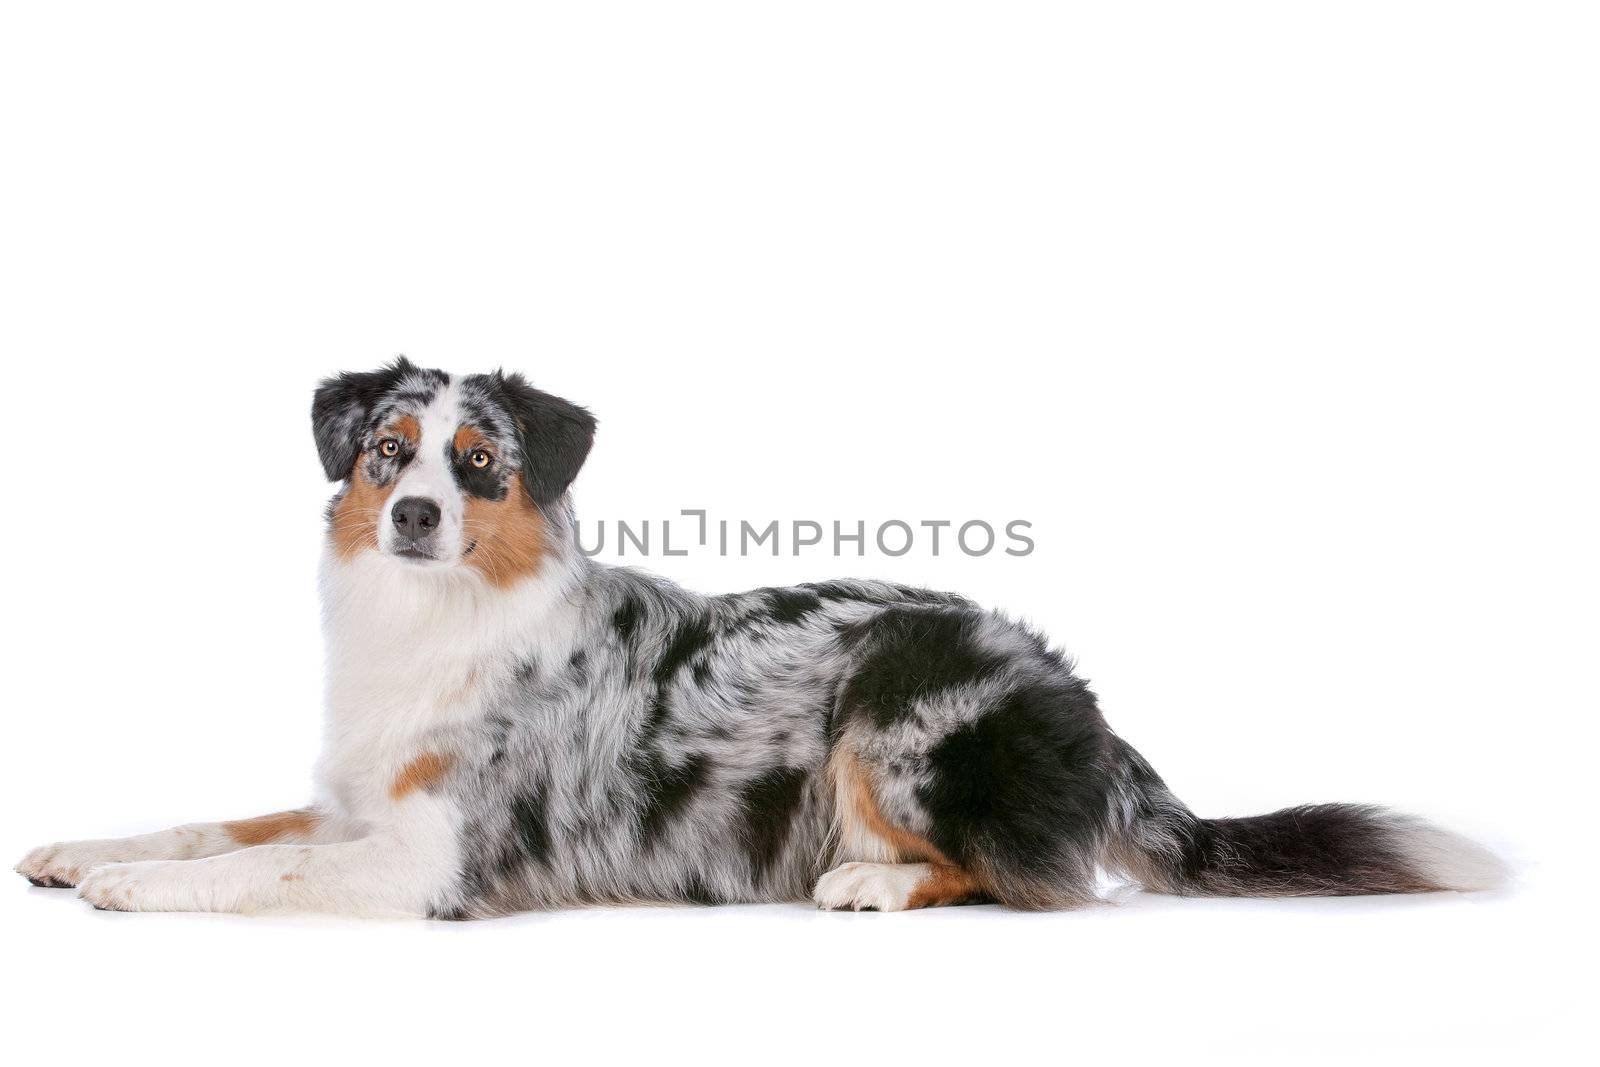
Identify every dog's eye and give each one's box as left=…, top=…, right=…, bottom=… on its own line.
left=378, top=438, right=401, bottom=457
left=469, top=449, right=492, bottom=469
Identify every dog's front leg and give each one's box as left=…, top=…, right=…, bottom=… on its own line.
left=16, top=808, right=360, bottom=888
left=73, top=804, right=456, bottom=917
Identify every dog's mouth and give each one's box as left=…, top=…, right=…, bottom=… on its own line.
left=390, top=540, right=475, bottom=564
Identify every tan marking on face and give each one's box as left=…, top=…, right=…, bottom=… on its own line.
left=223, top=809, right=322, bottom=847
left=391, top=752, right=454, bottom=800
left=453, top=423, right=485, bottom=453
left=455, top=424, right=496, bottom=470
left=329, top=461, right=391, bottom=561
left=389, top=414, right=421, bottom=444
left=462, top=472, right=545, bottom=588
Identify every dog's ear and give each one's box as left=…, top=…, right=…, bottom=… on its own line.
left=311, top=358, right=416, bottom=481
left=493, top=371, right=597, bottom=509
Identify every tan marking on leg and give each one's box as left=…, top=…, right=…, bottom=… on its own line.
left=223, top=809, right=322, bottom=847
left=391, top=752, right=454, bottom=800
left=462, top=472, right=545, bottom=587
left=825, top=752, right=994, bottom=909
left=330, top=463, right=391, bottom=560
left=906, top=862, right=986, bottom=909
left=830, top=748, right=951, bottom=864
left=832, top=748, right=921, bottom=863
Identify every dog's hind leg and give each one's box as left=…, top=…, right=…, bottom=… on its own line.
left=820, top=605, right=1114, bottom=911
left=813, top=748, right=992, bottom=912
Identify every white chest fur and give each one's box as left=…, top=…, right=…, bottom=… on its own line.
left=314, top=549, right=585, bottom=822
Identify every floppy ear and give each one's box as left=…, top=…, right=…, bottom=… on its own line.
left=311, top=357, right=416, bottom=481
left=494, top=371, right=597, bottom=509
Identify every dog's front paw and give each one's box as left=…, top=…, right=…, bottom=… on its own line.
left=813, top=862, right=930, bottom=912
left=15, top=841, right=119, bottom=888
left=76, top=861, right=193, bottom=913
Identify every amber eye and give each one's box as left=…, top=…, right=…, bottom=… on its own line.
left=378, top=438, right=400, bottom=457
left=469, top=449, right=492, bottom=469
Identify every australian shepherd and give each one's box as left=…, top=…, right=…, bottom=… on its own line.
left=17, top=359, right=1505, bottom=916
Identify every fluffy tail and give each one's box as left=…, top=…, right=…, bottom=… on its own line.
left=1111, top=747, right=1507, bottom=897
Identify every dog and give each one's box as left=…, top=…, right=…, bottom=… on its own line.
left=16, top=359, right=1506, bottom=916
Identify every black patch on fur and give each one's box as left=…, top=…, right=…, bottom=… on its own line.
left=679, top=874, right=722, bottom=906
left=635, top=752, right=710, bottom=848
left=449, top=440, right=511, bottom=501
left=738, top=766, right=807, bottom=883
left=653, top=613, right=714, bottom=685
left=920, top=672, right=1110, bottom=882
left=838, top=605, right=1009, bottom=729
left=507, top=786, right=552, bottom=868
left=612, top=594, right=644, bottom=645
left=763, top=586, right=824, bottom=624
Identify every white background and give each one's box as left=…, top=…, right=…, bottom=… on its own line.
left=1, top=2, right=1595, bottom=1064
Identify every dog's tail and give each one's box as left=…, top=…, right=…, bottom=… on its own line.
left=1107, top=742, right=1507, bottom=897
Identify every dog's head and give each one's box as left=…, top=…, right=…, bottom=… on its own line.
left=311, top=358, right=595, bottom=585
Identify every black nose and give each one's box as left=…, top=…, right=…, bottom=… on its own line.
left=391, top=496, right=442, bottom=536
